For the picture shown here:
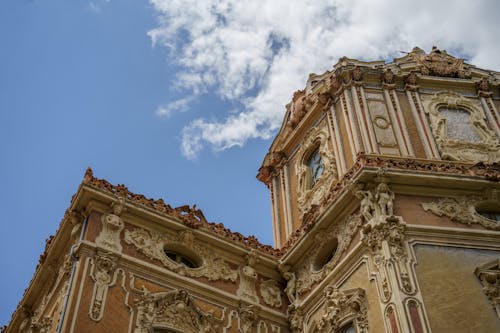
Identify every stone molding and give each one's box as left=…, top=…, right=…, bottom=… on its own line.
left=422, top=91, right=500, bottom=163
left=475, top=259, right=500, bottom=318
left=422, top=196, right=500, bottom=231
left=124, top=227, right=237, bottom=282
left=134, top=289, right=219, bottom=333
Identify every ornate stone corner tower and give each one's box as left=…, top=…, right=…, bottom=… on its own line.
left=4, top=47, right=500, bottom=333
left=257, top=46, right=500, bottom=332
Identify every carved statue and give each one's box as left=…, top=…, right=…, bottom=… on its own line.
left=278, top=263, right=297, bottom=305
left=355, top=190, right=375, bottom=221
left=375, top=183, right=394, bottom=217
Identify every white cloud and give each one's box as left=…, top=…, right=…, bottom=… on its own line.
left=149, top=0, right=500, bottom=159
left=88, top=0, right=111, bottom=14
left=156, top=96, right=195, bottom=117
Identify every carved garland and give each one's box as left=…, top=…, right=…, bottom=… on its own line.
left=134, top=289, right=218, bottom=333
left=422, top=91, right=500, bottom=163
left=295, top=213, right=363, bottom=293
left=124, top=227, right=237, bottom=282
left=295, top=124, right=337, bottom=214
left=422, top=196, right=500, bottom=231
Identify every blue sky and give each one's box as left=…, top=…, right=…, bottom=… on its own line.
left=2, top=0, right=500, bottom=325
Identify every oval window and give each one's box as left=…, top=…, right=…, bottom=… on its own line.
left=339, top=323, right=356, bottom=333
left=476, top=202, right=500, bottom=222
left=164, top=248, right=201, bottom=269
left=313, top=238, right=338, bottom=271
left=307, top=147, right=324, bottom=187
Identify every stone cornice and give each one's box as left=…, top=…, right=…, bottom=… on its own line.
left=279, top=154, right=500, bottom=261
left=82, top=167, right=281, bottom=257
left=258, top=46, right=500, bottom=172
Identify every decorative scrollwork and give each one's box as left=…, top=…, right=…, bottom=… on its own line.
left=124, top=227, right=237, bottom=282
left=422, top=196, right=500, bottom=231
left=134, top=289, right=219, bottom=333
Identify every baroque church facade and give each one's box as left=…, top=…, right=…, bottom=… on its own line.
left=4, top=47, right=500, bottom=332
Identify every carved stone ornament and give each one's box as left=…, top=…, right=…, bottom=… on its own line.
left=475, top=259, right=500, bottom=318
left=314, top=287, right=368, bottom=333
left=124, top=227, right=237, bottom=281
left=295, top=124, right=337, bottom=215
left=288, top=305, right=304, bottom=333
left=278, top=263, right=298, bottom=306
left=295, top=213, right=363, bottom=293
left=410, top=46, right=470, bottom=78
left=260, top=279, right=282, bottom=308
left=134, top=289, right=219, bottom=333
left=382, top=68, right=396, bottom=89
left=238, top=303, right=260, bottom=333
left=361, top=215, right=407, bottom=266
left=95, top=198, right=125, bottom=252
left=422, top=196, right=500, bottom=231
left=422, top=91, right=500, bottom=163
left=237, top=250, right=260, bottom=303
left=476, top=77, right=493, bottom=97
left=28, top=316, right=53, bottom=333
left=89, top=251, right=118, bottom=321
left=287, top=90, right=313, bottom=128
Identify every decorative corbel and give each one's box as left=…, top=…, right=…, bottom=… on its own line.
left=237, top=250, right=260, bottom=304
left=89, top=251, right=118, bottom=321
left=95, top=197, right=125, bottom=252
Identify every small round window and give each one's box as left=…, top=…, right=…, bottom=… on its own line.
left=164, top=248, right=201, bottom=269
left=313, top=238, right=338, bottom=271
